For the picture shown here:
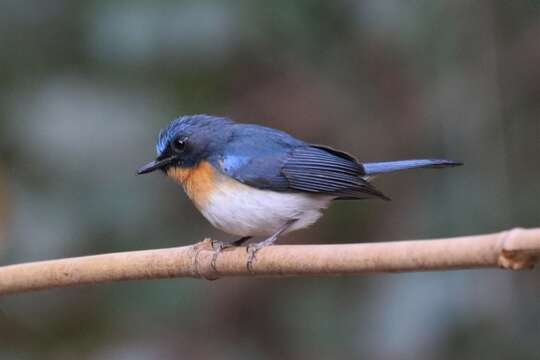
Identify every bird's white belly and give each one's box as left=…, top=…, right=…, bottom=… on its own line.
left=199, top=179, right=333, bottom=237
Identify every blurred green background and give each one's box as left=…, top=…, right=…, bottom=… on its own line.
left=0, top=1, right=539, bottom=359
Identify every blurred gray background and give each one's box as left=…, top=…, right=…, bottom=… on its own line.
left=0, top=1, right=539, bottom=359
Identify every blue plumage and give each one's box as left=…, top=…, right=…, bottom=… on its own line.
left=363, top=159, right=462, bottom=175
left=156, top=115, right=233, bottom=156
left=149, top=115, right=460, bottom=201
left=281, top=145, right=386, bottom=199
left=138, top=114, right=462, bottom=266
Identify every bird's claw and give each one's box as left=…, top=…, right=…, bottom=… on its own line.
left=246, top=243, right=264, bottom=273
left=211, top=239, right=225, bottom=252
left=211, top=240, right=227, bottom=272
left=212, top=238, right=254, bottom=272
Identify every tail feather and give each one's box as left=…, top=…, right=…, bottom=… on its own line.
left=362, top=159, right=462, bottom=175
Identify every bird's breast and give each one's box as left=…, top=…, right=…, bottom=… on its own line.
left=167, top=161, right=333, bottom=237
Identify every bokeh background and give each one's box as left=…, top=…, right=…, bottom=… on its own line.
left=1, top=1, right=539, bottom=359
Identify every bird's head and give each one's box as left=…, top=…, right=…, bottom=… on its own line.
left=137, top=115, right=233, bottom=175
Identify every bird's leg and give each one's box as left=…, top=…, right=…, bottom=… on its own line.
left=211, top=236, right=252, bottom=272
left=211, top=236, right=251, bottom=251
left=246, top=219, right=297, bottom=273
left=231, top=236, right=253, bottom=247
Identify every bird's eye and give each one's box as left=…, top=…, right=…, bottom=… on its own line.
left=172, top=138, right=186, bottom=153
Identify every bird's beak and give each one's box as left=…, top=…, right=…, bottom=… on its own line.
left=136, top=156, right=177, bottom=175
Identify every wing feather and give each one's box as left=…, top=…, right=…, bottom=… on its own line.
left=215, top=134, right=389, bottom=200
left=282, top=146, right=389, bottom=200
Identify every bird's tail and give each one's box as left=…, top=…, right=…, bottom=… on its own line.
left=362, top=159, right=462, bottom=176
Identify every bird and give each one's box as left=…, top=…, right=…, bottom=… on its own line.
left=137, top=115, right=462, bottom=270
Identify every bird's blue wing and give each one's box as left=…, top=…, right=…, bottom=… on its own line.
left=213, top=125, right=388, bottom=200
left=216, top=124, right=297, bottom=191
left=282, top=145, right=388, bottom=200
left=220, top=153, right=291, bottom=190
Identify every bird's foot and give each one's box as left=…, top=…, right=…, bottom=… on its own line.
left=246, top=244, right=261, bottom=273
left=245, top=220, right=297, bottom=273
left=246, top=238, right=275, bottom=273
left=211, top=237, right=252, bottom=272
left=210, top=240, right=228, bottom=272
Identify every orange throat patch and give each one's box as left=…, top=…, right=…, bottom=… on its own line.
left=167, top=161, right=216, bottom=209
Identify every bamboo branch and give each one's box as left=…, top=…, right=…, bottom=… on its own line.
left=0, top=227, right=539, bottom=296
